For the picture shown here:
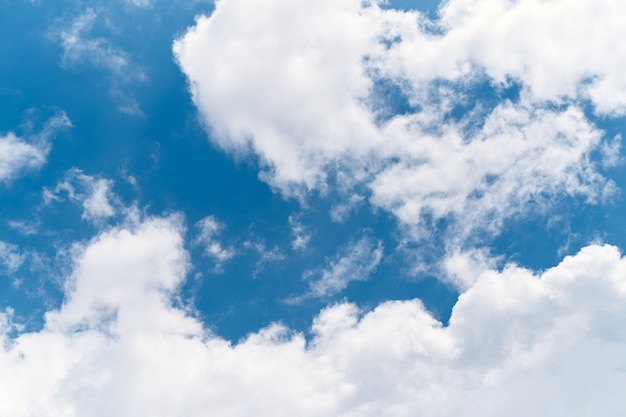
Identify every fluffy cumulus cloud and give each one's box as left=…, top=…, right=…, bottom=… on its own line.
left=0, top=112, right=71, bottom=183
left=174, top=0, right=622, bottom=237
left=432, top=0, right=626, bottom=115
left=5, top=0, right=625, bottom=415
left=2, top=216, right=626, bottom=416
left=173, top=0, right=383, bottom=193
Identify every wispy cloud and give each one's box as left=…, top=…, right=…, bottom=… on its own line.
left=301, top=235, right=383, bottom=299
left=243, top=239, right=286, bottom=279
left=6, top=220, right=40, bottom=236
left=0, top=242, right=25, bottom=274
left=44, top=168, right=118, bottom=223
left=51, top=8, right=146, bottom=114
left=288, top=215, right=311, bottom=251
left=126, top=0, right=151, bottom=7
left=194, top=215, right=235, bottom=271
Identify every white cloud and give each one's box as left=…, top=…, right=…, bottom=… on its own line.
left=329, top=193, right=365, bottom=223
left=601, top=134, right=622, bottom=169
left=127, top=0, right=151, bottom=7
left=0, top=242, right=25, bottom=274
left=173, top=0, right=384, bottom=195
left=7, top=220, right=40, bottom=236
left=45, top=169, right=117, bottom=223
left=432, top=0, right=626, bottom=115
left=52, top=9, right=146, bottom=114
left=0, top=133, right=47, bottom=182
left=289, top=215, right=311, bottom=250
left=0, top=308, right=25, bottom=338
left=0, top=112, right=71, bottom=183
left=55, top=9, right=146, bottom=83
left=174, top=0, right=619, bottom=242
left=441, top=245, right=505, bottom=290
left=2, top=217, right=626, bottom=416
left=302, top=235, right=383, bottom=298
left=244, top=239, right=286, bottom=278
left=194, top=215, right=235, bottom=270
left=370, top=101, right=612, bottom=237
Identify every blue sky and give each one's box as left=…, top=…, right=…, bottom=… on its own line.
left=2, top=0, right=626, bottom=415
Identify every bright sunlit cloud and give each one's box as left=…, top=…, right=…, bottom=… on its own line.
left=2, top=0, right=626, bottom=415
left=2, top=216, right=626, bottom=416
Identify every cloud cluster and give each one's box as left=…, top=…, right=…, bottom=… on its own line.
left=432, top=0, right=626, bottom=115
left=5, top=0, right=625, bottom=415
left=2, top=216, right=626, bottom=416
left=174, top=0, right=621, bottom=238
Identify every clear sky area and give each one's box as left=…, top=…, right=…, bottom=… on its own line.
left=2, top=0, right=626, bottom=415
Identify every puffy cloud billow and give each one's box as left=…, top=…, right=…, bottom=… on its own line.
left=4, top=0, right=626, bottom=415
left=160, top=2, right=626, bottom=413
left=2, top=216, right=626, bottom=416
left=174, top=0, right=621, bottom=238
